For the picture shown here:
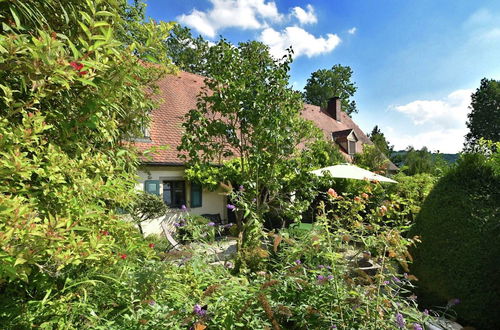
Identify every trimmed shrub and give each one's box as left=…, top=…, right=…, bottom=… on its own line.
left=128, top=191, right=167, bottom=235
left=410, top=153, right=500, bottom=329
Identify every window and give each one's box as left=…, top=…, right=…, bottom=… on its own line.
left=348, top=140, right=356, bottom=155
left=144, top=180, right=160, bottom=195
left=163, top=181, right=186, bottom=208
left=190, top=182, right=202, bottom=208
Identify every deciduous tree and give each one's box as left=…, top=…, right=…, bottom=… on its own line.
left=465, top=78, right=500, bottom=150
left=178, top=40, right=318, bottom=252
left=165, top=23, right=211, bottom=75
left=303, top=64, right=358, bottom=115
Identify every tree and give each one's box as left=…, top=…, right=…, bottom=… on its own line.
left=354, top=144, right=390, bottom=172
left=128, top=192, right=167, bottom=235
left=367, top=125, right=393, bottom=157
left=165, top=23, right=211, bottom=75
left=465, top=78, right=500, bottom=150
left=178, top=40, right=318, bottom=253
left=402, top=147, right=434, bottom=175
left=303, top=64, right=358, bottom=116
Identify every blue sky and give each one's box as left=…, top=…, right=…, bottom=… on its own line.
left=144, top=0, right=500, bottom=153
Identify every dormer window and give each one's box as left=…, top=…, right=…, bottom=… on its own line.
left=348, top=140, right=356, bottom=155
left=331, top=129, right=358, bottom=155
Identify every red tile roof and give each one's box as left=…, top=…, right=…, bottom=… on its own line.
left=134, top=71, right=397, bottom=171
left=134, top=71, right=206, bottom=165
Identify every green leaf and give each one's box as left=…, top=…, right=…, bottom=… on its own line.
left=14, top=257, right=27, bottom=266
left=9, top=7, right=21, bottom=28
left=76, top=78, right=97, bottom=88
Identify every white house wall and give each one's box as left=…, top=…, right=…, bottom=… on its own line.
left=136, top=166, right=227, bottom=236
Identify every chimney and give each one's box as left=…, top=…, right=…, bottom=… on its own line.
left=327, top=97, right=341, bottom=121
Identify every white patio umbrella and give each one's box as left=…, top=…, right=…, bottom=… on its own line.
left=311, top=163, right=398, bottom=183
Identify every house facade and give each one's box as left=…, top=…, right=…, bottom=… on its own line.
left=134, top=71, right=395, bottom=235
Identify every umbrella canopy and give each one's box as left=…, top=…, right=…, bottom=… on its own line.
left=311, top=163, right=398, bottom=183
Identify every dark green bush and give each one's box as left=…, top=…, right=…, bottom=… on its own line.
left=410, top=153, right=500, bottom=329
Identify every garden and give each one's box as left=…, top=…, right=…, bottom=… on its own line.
left=1, top=1, right=499, bottom=329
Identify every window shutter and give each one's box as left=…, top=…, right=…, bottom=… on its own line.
left=190, top=182, right=202, bottom=208
left=144, top=180, right=160, bottom=195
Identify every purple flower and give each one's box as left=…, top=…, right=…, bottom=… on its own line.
left=423, top=309, right=429, bottom=315
left=239, top=185, right=244, bottom=191
left=193, top=304, right=207, bottom=316
left=294, top=259, right=301, bottom=265
left=174, top=222, right=180, bottom=227
left=392, top=276, right=401, bottom=283
left=318, top=265, right=325, bottom=269
left=148, top=300, right=156, bottom=306
left=331, top=325, right=337, bottom=329
left=395, top=312, right=406, bottom=328
left=327, top=275, right=333, bottom=280
left=448, top=298, right=460, bottom=306
left=413, top=323, right=423, bottom=330
left=317, top=275, right=325, bottom=281
left=181, top=205, right=187, bottom=211
left=207, top=222, right=215, bottom=226
left=226, top=204, right=236, bottom=211
left=383, top=280, right=390, bottom=285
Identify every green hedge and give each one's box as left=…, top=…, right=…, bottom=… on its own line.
left=410, top=153, right=500, bottom=329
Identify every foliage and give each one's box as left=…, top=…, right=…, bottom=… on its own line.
left=115, top=0, right=175, bottom=64
left=392, top=146, right=449, bottom=176
left=2, top=190, right=431, bottom=329
left=0, top=0, right=174, bottom=324
left=176, top=214, right=217, bottom=243
left=145, top=233, right=171, bottom=256
left=128, top=191, right=167, bottom=235
left=354, top=144, right=391, bottom=172
left=368, top=125, right=394, bottom=157
left=299, top=138, right=346, bottom=169
left=410, top=151, right=500, bottom=329
left=165, top=23, right=211, bottom=75
left=178, top=39, right=319, bottom=249
left=464, top=78, right=500, bottom=150
left=303, top=64, right=358, bottom=115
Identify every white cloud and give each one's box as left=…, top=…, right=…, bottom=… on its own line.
left=386, top=89, right=474, bottom=153
left=385, top=128, right=468, bottom=154
left=347, top=27, right=357, bottom=35
left=259, top=26, right=341, bottom=58
left=178, top=0, right=282, bottom=38
left=291, top=4, right=317, bottom=25
left=393, top=89, right=472, bottom=129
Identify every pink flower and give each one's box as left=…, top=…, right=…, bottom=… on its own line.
left=327, top=188, right=338, bottom=198
left=149, top=243, right=155, bottom=248
left=120, top=254, right=127, bottom=260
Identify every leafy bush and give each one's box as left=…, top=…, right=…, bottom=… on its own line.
left=354, top=144, right=391, bottom=172
left=145, top=234, right=171, bottom=255
left=0, top=0, right=174, bottom=326
left=176, top=214, right=217, bottom=243
left=128, top=191, right=167, bottom=235
left=410, top=152, right=500, bottom=329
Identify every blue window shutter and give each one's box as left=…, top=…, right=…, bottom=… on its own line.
left=190, top=182, right=202, bottom=208
left=144, top=180, right=160, bottom=195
